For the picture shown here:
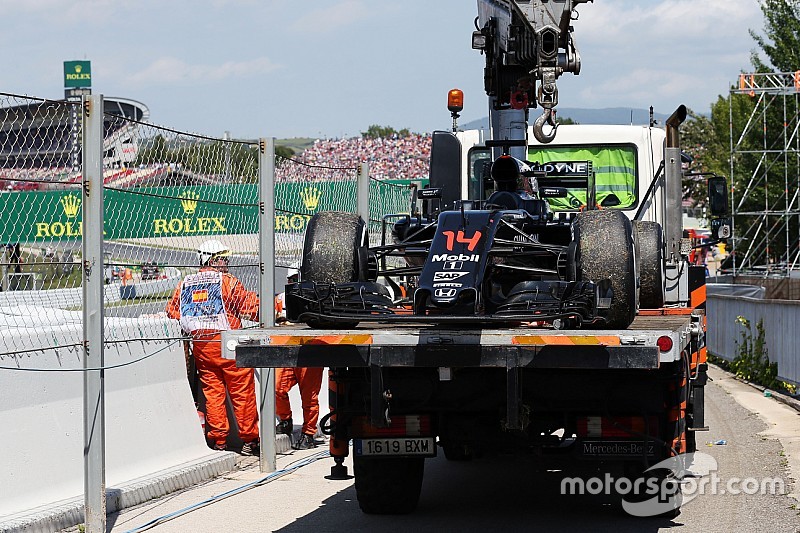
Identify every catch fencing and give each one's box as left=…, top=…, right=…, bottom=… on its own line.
left=0, top=91, right=416, bottom=530
left=0, top=91, right=415, bottom=358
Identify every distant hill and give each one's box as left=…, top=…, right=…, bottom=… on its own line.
left=460, top=107, right=676, bottom=130
left=277, top=137, right=316, bottom=153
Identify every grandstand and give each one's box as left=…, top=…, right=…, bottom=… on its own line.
left=0, top=96, right=148, bottom=167
left=1, top=91, right=435, bottom=193
left=0, top=96, right=149, bottom=189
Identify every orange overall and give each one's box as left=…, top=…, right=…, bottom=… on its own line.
left=167, top=267, right=260, bottom=447
left=276, top=367, right=324, bottom=436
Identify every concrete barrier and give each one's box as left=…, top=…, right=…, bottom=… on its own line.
left=0, top=310, right=236, bottom=531
left=0, top=267, right=181, bottom=309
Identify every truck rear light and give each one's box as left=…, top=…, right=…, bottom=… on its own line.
left=657, top=335, right=674, bottom=352
left=352, top=415, right=431, bottom=437
left=576, top=415, right=659, bottom=438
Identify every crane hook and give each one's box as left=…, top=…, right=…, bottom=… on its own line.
left=533, top=108, right=558, bottom=144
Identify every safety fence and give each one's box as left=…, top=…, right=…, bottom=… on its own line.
left=0, top=91, right=417, bottom=530
left=0, top=91, right=417, bottom=358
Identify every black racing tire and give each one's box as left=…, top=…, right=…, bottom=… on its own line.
left=634, top=221, right=665, bottom=309
left=353, top=456, right=425, bottom=514
left=572, top=210, right=637, bottom=329
left=301, top=211, right=367, bottom=328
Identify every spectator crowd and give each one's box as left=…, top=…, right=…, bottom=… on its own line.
left=285, top=133, right=432, bottom=182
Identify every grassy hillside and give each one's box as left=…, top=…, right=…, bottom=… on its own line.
left=277, top=137, right=316, bottom=154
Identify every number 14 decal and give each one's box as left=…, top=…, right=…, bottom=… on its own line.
left=442, top=230, right=482, bottom=251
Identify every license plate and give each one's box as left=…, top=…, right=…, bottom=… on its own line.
left=354, top=437, right=436, bottom=457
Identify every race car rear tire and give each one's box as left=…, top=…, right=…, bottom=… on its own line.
left=301, top=211, right=368, bottom=328
left=353, top=456, right=425, bottom=514
left=634, top=220, right=665, bottom=309
left=572, top=210, right=637, bottom=329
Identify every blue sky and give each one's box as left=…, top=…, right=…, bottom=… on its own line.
left=3, top=0, right=765, bottom=139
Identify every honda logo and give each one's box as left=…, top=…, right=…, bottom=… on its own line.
left=434, top=288, right=458, bottom=298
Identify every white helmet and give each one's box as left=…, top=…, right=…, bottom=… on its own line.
left=198, top=239, right=230, bottom=265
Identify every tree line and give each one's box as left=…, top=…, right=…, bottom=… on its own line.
left=681, top=0, right=800, bottom=268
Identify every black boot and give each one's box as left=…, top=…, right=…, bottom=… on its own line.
left=292, top=433, right=317, bottom=450
left=276, top=418, right=293, bottom=435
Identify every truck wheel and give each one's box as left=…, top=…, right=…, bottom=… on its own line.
left=634, top=221, right=665, bottom=309
left=686, top=385, right=697, bottom=453
left=353, top=456, right=425, bottom=514
left=301, top=211, right=368, bottom=328
left=572, top=210, right=637, bottom=329
left=442, top=443, right=473, bottom=461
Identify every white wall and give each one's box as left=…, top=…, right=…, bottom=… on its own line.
left=0, top=312, right=214, bottom=519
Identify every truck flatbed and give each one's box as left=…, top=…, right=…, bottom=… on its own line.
left=230, top=311, right=701, bottom=371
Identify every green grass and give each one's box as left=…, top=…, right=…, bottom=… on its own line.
left=278, top=137, right=316, bottom=153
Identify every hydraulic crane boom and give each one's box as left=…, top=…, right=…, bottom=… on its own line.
left=473, top=0, right=592, bottom=143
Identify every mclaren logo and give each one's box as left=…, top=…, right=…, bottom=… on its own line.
left=60, top=193, right=81, bottom=219
left=179, top=190, right=200, bottom=215
left=300, top=187, right=322, bottom=211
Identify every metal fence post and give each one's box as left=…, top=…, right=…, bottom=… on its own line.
left=358, top=162, right=369, bottom=223
left=82, top=93, right=106, bottom=532
left=258, top=137, right=276, bottom=472
left=0, top=246, right=7, bottom=292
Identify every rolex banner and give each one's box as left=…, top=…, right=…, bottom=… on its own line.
left=0, top=182, right=367, bottom=242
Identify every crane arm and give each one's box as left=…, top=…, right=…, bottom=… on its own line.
left=473, top=0, right=592, bottom=142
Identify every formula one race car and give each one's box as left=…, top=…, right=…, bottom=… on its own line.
left=286, top=141, right=661, bottom=330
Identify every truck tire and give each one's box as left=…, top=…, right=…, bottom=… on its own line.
left=634, top=221, right=665, bottom=309
left=686, top=386, right=697, bottom=454
left=572, top=210, right=637, bottom=329
left=442, top=443, right=473, bottom=461
left=301, top=211, right=368, bottom=328
left=353, top=456, right=425, bottom=514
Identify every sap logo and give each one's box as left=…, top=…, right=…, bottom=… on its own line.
left=434, top=288, right=457, bottom=298
left=443, top=261, right=463, bottom=270
left=433, top=271, right=467, bottom=281
left=432, top=254, right=480, bottom=262
left=433, top=282, right=462, bottom=288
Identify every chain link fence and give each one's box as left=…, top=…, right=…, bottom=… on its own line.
left=0, top=93, right=84, bottom=357
left=0, top=92, right=418, bottom=359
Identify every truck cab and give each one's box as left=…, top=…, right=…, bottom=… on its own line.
left=456, top=125, right=667, bottom=225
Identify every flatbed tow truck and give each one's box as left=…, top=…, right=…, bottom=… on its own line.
left=228, top=0, right=731, bottom=516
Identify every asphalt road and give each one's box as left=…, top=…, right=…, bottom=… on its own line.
left=97, top=365, right=800, bottom=533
